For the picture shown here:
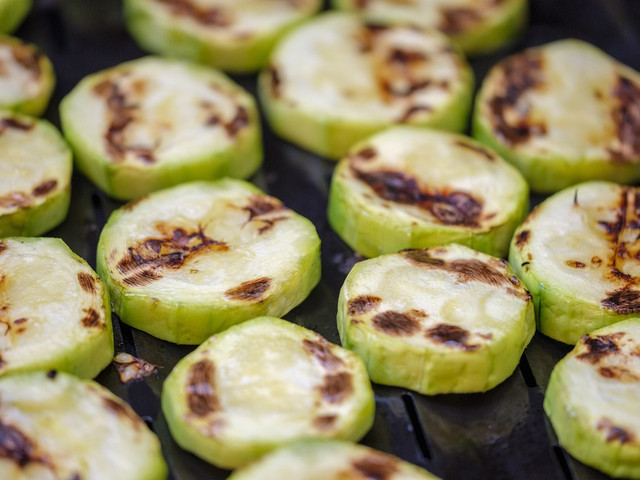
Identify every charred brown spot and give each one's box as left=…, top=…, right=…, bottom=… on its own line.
left=454, top=140, right=495, bottom=161
left=103, top=397, right=142, bottom=428
left=388, top=48, right=426, bottom=65
left=597, top=418, right=635, bottom=444
left=352, top=453, right=398, bottom=480
left=225, top=106, right=249, bottom=137
left=598, top=365, right=640, bottom=382
left=303, top=338, right=344, bottom=370
left=609, top=76, right=640, bottom=162
left=372, top=310, right=420, bottom=336
left=13, top=318, right=27, bottom=325
left=224, top=277, right=270, bottom=301
left=154, top=0, right=230, bottom=26
left=426, top=323, right=480, bottom=351
left=187, top=359, right=220, bottom=417
left=515, top=230, right=530, bottom=248
left=81, top=308, right=102, bottom=328
left=313, top=414, right=337, bottom=431
left=439, top=7, right=483, bottom=34
left=0, top=421, right=46, bottom=467
left=243, top=196, right=284, bottom=220
left=353, top=147, right=377, bottom=160
left=11, top=43, right=42, bottom=76
left=269, top=65, right=281, bottom=98
left=602, top=288, right=640, bottom=314
left=77, top=272, right=96, bottom=294
left=320, top=372, right=353, bottom=404
left=0, top=242, right=6, bottom=254
left=31, top=180, right=57, bottom=197
left=566, top=260, right=586, bottom=268
left=348, top=295, right=381, bottom=316
left=0, top=117, right=34, bottom=133
left=46, top=370, right=57, bottom=379
left=577, top=333, right=623, bottom=363
left=398, top=104, right=432, bottom=123
left=592, top=256, right=603, bottom=266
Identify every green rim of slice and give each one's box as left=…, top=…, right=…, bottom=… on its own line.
left=332, top=0, right=528, bottom=56
left=162, top=317, right=375, bottom=469
left=0, top=0, right=31, bottom=34
left=124, top=0, right=322, bottom=73
left=509, top=181, right=640, bottom=344
left=96, top=179, right=321, bottom=344
left=327, top=126, right=529, bottom=258
left=0, top=237, right=113, bottom=378
left=0, top=111, right=71, bottom=237
left=0, top=34, right=55, bottom=116
left=60, top=56, right=262, bottom=201
left=338, top=243, right=535, bottom=394
left=259, top=11, right=474, bottom=160
left=544, top=319, right=640, bottom=479
left=474, top=39, right=640, bottom=193
left=228, top=439, right=441, bottom=480
left=0, top=370, right=167, bottom=479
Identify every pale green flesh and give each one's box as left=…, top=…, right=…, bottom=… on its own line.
left=0, top=371, right=167, bottom=480
left=509, top=181, right=640, bottom=344
left=229, top=439, right=441, bottom=480
left=0, top=237, right=113, bottom=378
left=259, top=12, right=474, bottom=160
left=124, top=0, right=322, bottom=73
left=0, top=112, right=71, bottom=236
left=338, top=243, right=535, bottom=394
left=60, top=56, right=262, bottom=201
left=474, top=39, right=640, bottom=193
left=97, top=179, right=321, bottom=344
left=544, top=319, right=640, bottom=478
left=0, top=0, right=31, bottom=33
left=327, top=127, right=529, bottom=258
left=332, top=0, right=527, bottom=56
left=162, top=317, right=375, bottom=469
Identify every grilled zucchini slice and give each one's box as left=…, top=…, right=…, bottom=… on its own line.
left=0, top=370, right=167, bottom=479
left=96, top=179, right=321, bottom=344
left=544, top=319, right=640, bottom=479
left=332, top=0, right=527, bottom=56
left=509, top=181, right=640, bottom=344
left=0, top=111, right=71, bottom=237
left=338, top=244, right=535, bottom=394
left=124, top=0, right=322, bottom=73
left=327, top=127, right=528, bottom=258
left=0, top=35, right=55, bottom=116
left=60, top=56, right=262, bottom=201
left=474, top=39, right=640, bottom=193
left=162, top=317, right=375, bottom=469
left=0, top=237, right=113, bottom=378
left=259, top=11, right=474, bottom=160
left=228, top=439, right=441, bottom=480
left=0, top=0, right=31, bottom=33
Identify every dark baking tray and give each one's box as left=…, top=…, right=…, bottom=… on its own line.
left=14, top=1, right=640, bottom=479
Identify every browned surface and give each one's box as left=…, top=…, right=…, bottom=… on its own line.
left=77, top=272, right=97, bottom=293
left=576, top=333, right=624, bottom=364
left=372, top=310, right=421, bottom=336
left=0, top=420, right=48, bottom=468
left=348, top=295, right=382, bottom=315
left=352, top=453, right=399, bottom=480
left=224, top=277, right=271, bottom=301
left=303, top=338, right=345, bottom=370
left=597, top=418, right=635, bottom=444
left=186, top=359, right=220, bottom=417
left=425, top=323, right=480, bottom=351
left=609, top=75, right=640, bottom=162
left=102, top=396, right=143, bottom=429
left=153, top=0, right=230, bottom=26
left=320, top=371, right=353, bottom=403
left=81, top=307, right=103, bottom=328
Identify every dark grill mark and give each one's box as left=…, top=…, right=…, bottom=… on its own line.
left=320, top=372, right=353, bottom=404
left=372, top=310, right=420, bottom=336
left=243, top=196, right=284, bottom=220
left=269, top=65, right=281, bottom=98
left=352, top=167, right=483, bottom=226
left=440, top=7, right=483, bottom=34
left=454, top=140, right=495, bottom=161
left=602, top=288, right=640, bottom=314
left=13, top=318, right=27, bottom=325
left=0, top=421, right=45, bottom=467
left=598, top=366, right=640, bottom=382
left=348, top=295, right=381, bottom=316
left=398, top=104, right=432, bottom=123
left=566, top=260, right=586, bottom=268
left=81, top=308, right=102, bottom=328
left=187, top=359, right=220, bottom=416
left=597, top=418, right=635, bottom=444
left=515, top=230, right=530, bottom=248
left=353, top=147, right=377, bottom=160
left=154, top=0, right=230, bottom=26
left=103, top=397, right=142, bottom=429
left=303, top=338, right=344, bottom=370
left=11, top=43, right=42, bottom=75
left=46, top=370, right=57, bottom=379
left=313, top=414, right=337, bottom=431
left=0, top=242, right=6, bottom=254
left=352, top=453, right=398, bottom=480
left=225, top=106, right=249, bottom=137
left=77, top=272, right=96, bottom=294
left=609, top=76, right=640, bottom=163
left=0, top=117, right=34, bottom=133
left=388, top=48, right=426, bottom=65
left=577, top=333, right=623, bottom=364
left=224, top=277, right=271, bottom=301
left=31, top=180, right=57, bottom=197
left=425, top=323, right=480, bottom=351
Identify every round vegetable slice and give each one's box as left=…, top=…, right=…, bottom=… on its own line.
left=96, top=179, right=321, bottom=344
left=228, top=439, right=441, bottom=480
left=327, top=126, right=529, bottom=258
left=0, top=111, right=71, bottom=237
left=0, top=34, right=55, bottom=116
left=544, top=319, right=640, bottom=479
left=259, top=11, right=474, bottom=160
left=0, top=0, right=31, bottom=34
left=509, top=181, right=640, bottom=344
left=338, top=244, right=535, bottom=394
left=332, top=0, right=527, bottom=56
left=0, top=237, right=113, bottom=378
left=60, top=56, right=262, bottom=201
left=474, top=39, right=640, bottom=193
left=0, top=370, right=167, bottom=479
left=162, top=317, right=375, bottom=469
left=124, top=0, right=322, bottom=73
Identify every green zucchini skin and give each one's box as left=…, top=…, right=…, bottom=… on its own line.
left=0, top=0, right=31, bottom=33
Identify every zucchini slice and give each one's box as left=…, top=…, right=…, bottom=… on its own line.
left=474, top=39, right=640, bottom=193
left=162, top=317, right=375, bottom=469
left=0, top=111, right=71, bottom=237
left=0, top=0, right=31, bottom=34
left=228, top=439, right=441, bottom=480
left=327, top=126, right=529, bottom=258
left=337, top=243, right=535, bottom=394
left=332, top=0, right=527, bottom=56
left=509, top=181, right=640, bottom=344
left=60, top=56, right=262, bottom=201
left=259, top=11, right=474, bottom=160
left=0, top=237, right=113, bottom=378
left=0, top=35, right=55, bottom=116
left=124, top=0, right=322, bottom=73
left=96, top=179, right=321, bottom=344
left=544, top=319, right=640, bottom=479
left=0, top=370, right=167, bottom=479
